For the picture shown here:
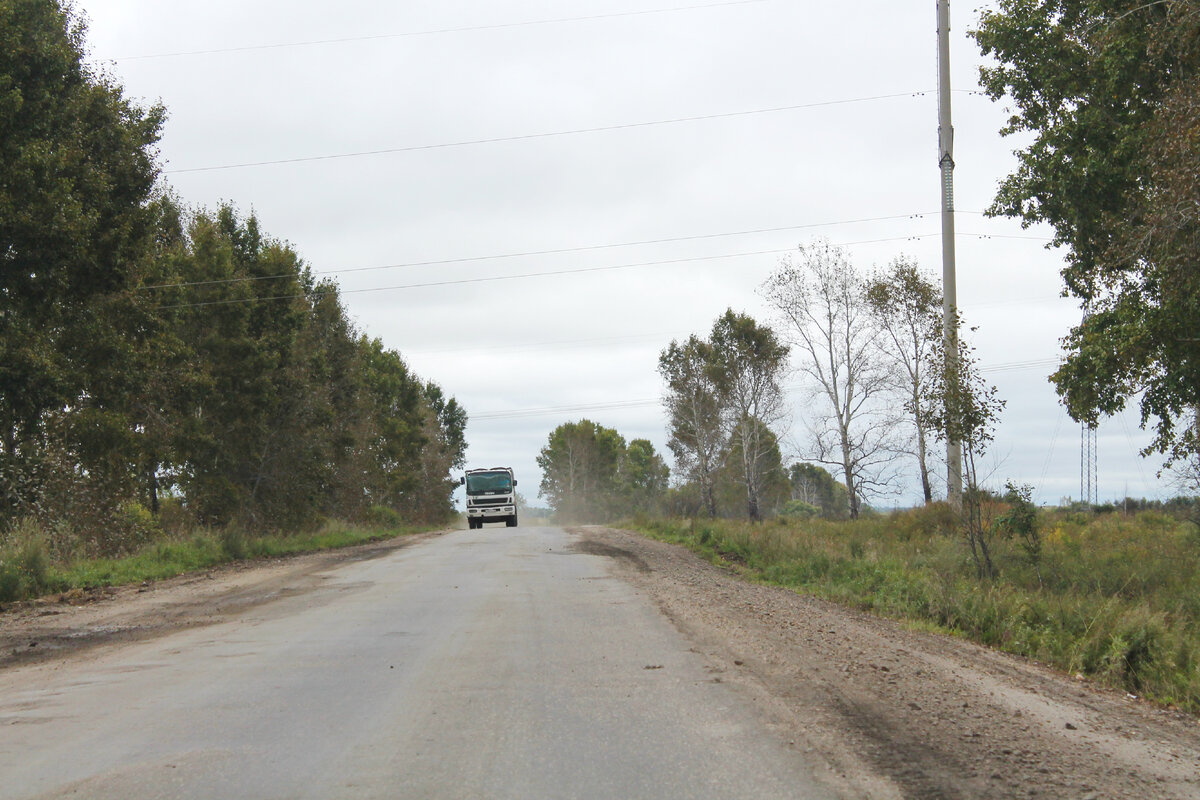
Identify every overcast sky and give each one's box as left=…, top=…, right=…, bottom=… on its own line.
left=76, top=0, right=1172, bottom=507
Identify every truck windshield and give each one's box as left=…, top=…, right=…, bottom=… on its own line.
left=465, top=472, right=512, bottom=495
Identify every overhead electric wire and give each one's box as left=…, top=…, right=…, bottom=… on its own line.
left=979, top=357, right=1062, bottom=374
left=115, top=1, right=773, bottom=61
left=139, top=211, right=956, bottom=291
left=155, top=227, right=1057, bottom=311
left=408, top=331, right=681, bottom=358
left=164, top=92, right=924, bottom=174
left=158, top=247, right=795, bottom=310
left=472, top=398, right=662, bottom=422
left=470, top=353, right=1066, bottom=421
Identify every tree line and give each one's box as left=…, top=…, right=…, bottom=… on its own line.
left=1, top=2, right=465, bottom=553
left=534, top=250, right=985, bottom=525
left=535, top=421, right=670, bottom=522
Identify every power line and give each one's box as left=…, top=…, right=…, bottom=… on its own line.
left=164, top=92, right=925, bottom=174
left=115, top=1, right=773, bottom=61
left=473, top=398, right=662, bottom=422
left=979, top=357, right=1061, bottom=374
left=140, top=211, right=952, bottom=291
left=155, top=228, right=1056, bottom=310
left=158, top=247, right=796, bottom=310
left=470, top=353, right=1065, bottom=422
left=408, top=331, right=680, bottom=358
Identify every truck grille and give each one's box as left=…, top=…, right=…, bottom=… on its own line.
left=472, top=497, right=511, bottom=507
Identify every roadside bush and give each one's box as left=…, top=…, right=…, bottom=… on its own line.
left=779, top=500, right=819, bottom=520
left=0, top=519, right=54, bottom=602
left=219, top=526, right=248, bottom=560
left=365, top=505, right=404, bottom=528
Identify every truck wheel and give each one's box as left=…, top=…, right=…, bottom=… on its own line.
left=506, top=516, right=517, bottom=527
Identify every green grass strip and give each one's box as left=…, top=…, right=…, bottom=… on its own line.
left=1, top=521, right=435, bottom=601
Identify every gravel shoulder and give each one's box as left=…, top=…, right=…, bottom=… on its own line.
left=572, top=526, right=1200, bottom=800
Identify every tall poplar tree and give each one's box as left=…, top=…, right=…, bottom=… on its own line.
left=973, top=0, right=1200, bottom=470
left=0, top=0, right=163, bottom=524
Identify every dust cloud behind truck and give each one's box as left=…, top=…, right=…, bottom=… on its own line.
left=461, top=467, right=518, bottom=529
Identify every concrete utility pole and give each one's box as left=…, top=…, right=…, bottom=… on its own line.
left=937, top=0, right=963, bottom=507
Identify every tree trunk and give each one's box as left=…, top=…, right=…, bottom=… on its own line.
left=841, top=436, right=859, bottom=519
left=701, top=477, right=717, bottom=519
left=146, top=462, right=160, bottom=515
left=917, top=425, right=933, bottom=504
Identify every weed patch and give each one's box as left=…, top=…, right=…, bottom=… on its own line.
left=632, top=507, right=1200, bottom=712
left=0, top=518, right=431, bottom=603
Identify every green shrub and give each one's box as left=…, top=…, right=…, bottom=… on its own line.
left=219, top=526, right=248, bottom=560
left=365, top=505, right=404, bottom=528
left=780, top=500, right=819, bottom=520
left=0, top=519, right=53, bottom=601
left=0, top=567, right=19, bottom=603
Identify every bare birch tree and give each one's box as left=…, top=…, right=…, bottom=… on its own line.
left=760, top=241, right=900, bottom=518
left=865, top=256, right=942, bottom=504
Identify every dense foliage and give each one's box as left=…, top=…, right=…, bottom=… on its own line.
left=659, top=310, right=789, bottom=521
left=973, top=0, right=1200, bottom=471
left=536, top=420, right=669, bottom=522
left=0, top=2, right=465, bottom=557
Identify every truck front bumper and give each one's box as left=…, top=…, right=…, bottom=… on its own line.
left=467, top=506, right=515, bottom=520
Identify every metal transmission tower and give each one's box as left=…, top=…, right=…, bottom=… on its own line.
left=937, top=0, right=963, bottom=507
left=1081, top=422, right=1099, bottom=504
left=1079, top=305, right=1098, bottom=504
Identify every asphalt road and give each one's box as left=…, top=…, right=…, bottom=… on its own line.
left=0, top=526, right=835, bottom=799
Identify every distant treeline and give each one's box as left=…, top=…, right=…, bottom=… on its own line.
left=0, top=2, right=465, bottom=553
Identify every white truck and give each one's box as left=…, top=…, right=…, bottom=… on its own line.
left=461, top=467, right=518, bottom=529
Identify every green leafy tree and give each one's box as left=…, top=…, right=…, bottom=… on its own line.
left=358, top=336, right=425, bottom=509
left=537, top=420, right=626, bottom=522
left=719, top=417, right=789, bottom=519
left=295, top=279, right=373, bottom=520
left=0, top=2, right=472, bottom=542
left=972, top=0, right=1200, bottom=467
left=787, top=462, right=849, bottom=520
left=997, top=481, right=1043, bottom=584
left=411, top=382, right=468, bottom=523
left=708, top=310, right=789, bottom=522
left=924, top=315, right=1006, bottom=579
left=659, top=335, right=726, bottom=518
left=621, top=438, right=670, bottom=514
left=168, top=207, right=322, bottom=528
left=0, top=0, right=164, bottom=526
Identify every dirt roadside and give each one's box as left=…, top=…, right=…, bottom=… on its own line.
left=0, top=530, right=446, bottom=669
left=572, top=526, right=1200, bottom=800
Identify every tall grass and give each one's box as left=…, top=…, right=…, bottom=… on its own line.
left=0, top=515, right=428, bottom=604
left=633, top=505, right=1200, bottom=712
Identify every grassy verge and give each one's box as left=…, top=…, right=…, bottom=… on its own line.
left=0, top=519, right=440, bottom=603
left=629, top=506, right=1200, bottom=713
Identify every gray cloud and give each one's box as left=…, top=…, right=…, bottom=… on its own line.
left=80, top=0, right=1166, bottom=506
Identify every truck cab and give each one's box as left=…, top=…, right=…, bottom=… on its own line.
left=461, top=467, right=518, bottom=529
